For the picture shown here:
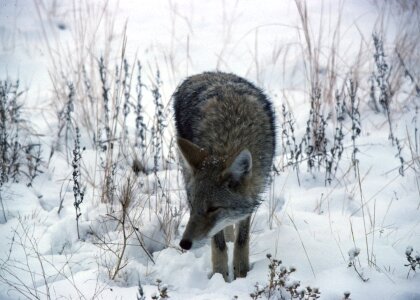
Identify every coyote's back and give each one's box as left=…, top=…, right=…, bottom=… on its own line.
left=173, top=72, right=275, bottom=280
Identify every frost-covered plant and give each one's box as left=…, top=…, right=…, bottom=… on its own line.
left=250, top=254, right=321, bottom=300
left=348, top=79, right=361, bottom=176
left=404, top=246, right=420, bottom=278
left=49, top=48, right=173, bottom=204
left=325, top=91, right=346, bottom=185
left=152, top=69, right=165, bottom=173
left=371, top=34, right=391, bottom=111
left=281, top=79, right=355, bottom=185
left=122, top=59, right=131, bottom=141
left=347, top=247, right=368, bottom=282
left=51, top=81, right=76, bottom=165
left=0, top=79, right=23, bottom=185
left=72, top=127, right=85, bottom=239
left=151, top=279, right=169, bottom=299
left=281, top=104, right=299, bottom=166
left=134, top=61, right=147, bottom=161
left=343, top=291, right=351, bottom=300
left=130, top=60, right=147, bottom=176
left=302, top=102, right=339, bottom=183
left=250, top=283, right=265, bottom=300
left=93, top=57, right=167, bottom=203
left=99, top=57, right=111, bottom=144
left=97, top=56, right=117, bottom=205
left=0, top=79, right=43, bottom=221
left=136, top=278, right=170, bottom=300
left=25, top=143, right=43, bottom=187
left=395, top=138, right=405, bottom=176
left=137, top=280, right=146, bottom=300
left=281, top=104, right=301, bottom=183
left=348, top=247, right=359, bottom=264
left=371, top=33, right=395, bottom=143
left=301, top=85, right=328, bottom=173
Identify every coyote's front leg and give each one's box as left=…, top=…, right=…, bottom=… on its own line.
left=233, top=216, right=250, bottom=279
left=212, top=230, right=229, bottom=281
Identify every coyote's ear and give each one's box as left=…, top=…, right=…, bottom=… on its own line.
left=177, top=137, right=208, bottom=170
left=224, top=149, right=252, bottom=183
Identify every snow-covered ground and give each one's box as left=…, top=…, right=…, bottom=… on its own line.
left=1, top=0, right=420, bottom=299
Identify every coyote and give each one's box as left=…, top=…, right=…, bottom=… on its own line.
left=173, top=72, right=275, bottom=280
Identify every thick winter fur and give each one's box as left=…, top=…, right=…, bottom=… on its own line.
left=173, top=72, right=275, bottom=280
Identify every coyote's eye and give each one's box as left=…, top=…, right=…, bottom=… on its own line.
left=226, top=179, right=240, bottom=190
left=206, top=206, right=220, bottom=214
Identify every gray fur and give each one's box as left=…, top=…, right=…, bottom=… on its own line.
left=173, top=71, right=275, bottom=280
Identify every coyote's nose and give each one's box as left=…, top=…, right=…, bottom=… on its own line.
left=179, top=239, right=192, bottom=250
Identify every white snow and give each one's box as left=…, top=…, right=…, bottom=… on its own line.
left=1, top=0, right=420, bottom=299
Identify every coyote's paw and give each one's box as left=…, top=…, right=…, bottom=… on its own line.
left=209, top=269, right=229, bottom=282
left=233, top=257, right=249, bottom=279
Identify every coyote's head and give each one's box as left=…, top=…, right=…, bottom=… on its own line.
left=177, top=138, right=256, bottom=250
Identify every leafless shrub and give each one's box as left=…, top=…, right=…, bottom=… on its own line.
left=0, top=216, right=106, bottom=299
left=404, top=246, right=420, bottom=278
left=250, top=254, right=320, bottom=300
left=92, top=176, right=155, bottom=280
left=0, top=80, right=43, bottom=222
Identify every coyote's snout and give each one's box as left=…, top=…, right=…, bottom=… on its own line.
left=173, top=72, right=275, bottom=280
